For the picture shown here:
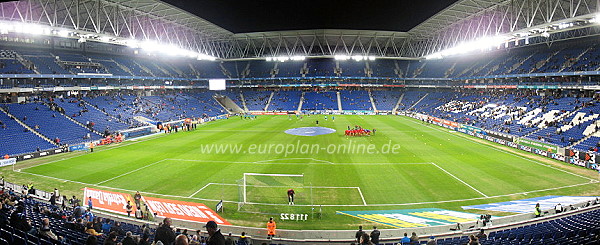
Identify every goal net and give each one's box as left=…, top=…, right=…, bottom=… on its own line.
left=238, top=173, right=308, bottom=210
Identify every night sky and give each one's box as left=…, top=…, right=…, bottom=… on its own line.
left=162, top=0, right=459, bottom=33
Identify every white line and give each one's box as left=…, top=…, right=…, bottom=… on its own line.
left=96, top=159, right=167, bottom=185
left=204, top=182, right=361, bottom=189
left=188, top=183, right=213, bottom=198
left=166, top=158, right=432, bottom=165
left=254, top=158, right=334, bottom=164
left=18, top=133, right=167, bottom=170
left=356, top=187, right=367, bottom=206
left=14, top=169, right=598, bottom=207
left=409, top=119, right=597, bottom=182
left=431, top=162, right=489, bottom=198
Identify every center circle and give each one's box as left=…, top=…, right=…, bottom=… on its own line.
left=284, top=127, right=336, bottom=136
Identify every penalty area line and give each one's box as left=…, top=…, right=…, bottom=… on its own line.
left=12, top=168, right=598, bottom=207
left=431, top=162, right=489, bottom=198
left=188, top=183, right=214, bottom=198
left=356, top=187, right=367, bottom=206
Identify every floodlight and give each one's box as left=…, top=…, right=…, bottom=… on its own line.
left=334, top=55, right=349, bottom=60
left=290, top=56, right=305, bottom=61
left=58, top=30, right=70, bottom=37
left=126, top=39, right=139, bottom=48
left=351, top=55, right=364, bottom=61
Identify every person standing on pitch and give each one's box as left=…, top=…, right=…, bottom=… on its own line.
left=287, top=188, right=295, bottom=205
left=267, top=217, right=276, bottom=240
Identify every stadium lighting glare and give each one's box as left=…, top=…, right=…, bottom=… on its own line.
left=126, top=39, right=139, bottom=48
left=0, top=21, right=212, bottom=61
left=334, top=55, right=350, bottom=61
left=425, top=35, right=507, bottom=60
left=197, top=54, right=217, bottom=61
left=58, top=30, right=71, bottom=37
left=290, top=56, right=305, bottom=61
left=351, top=55, right=364, bottom=61
left=266, top=56, right=304, bottom=62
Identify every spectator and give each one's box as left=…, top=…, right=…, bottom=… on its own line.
left=104, top=231, right=118, bottom=245
left=426, top=236, right=437, bottom=245
left=155, top=217, right=176, bottom=245
left=359, top=232, right=373, bottom=245
left=400, top=233, right=411, bottom=244
left=85, top=222, right=102, bottom=236
left=110, top=221, right=125, bottom=236
left=237, top=232, right=249, bottom=245
left=205, top=220, right=225, bottom=245
left=138, top=234, right=151, bottom=245
left=93, top=217, right=103, bottom=233
left=555, top=203, right=563, bottom=213
left=370, top=226, right=380, bottom=245
left=355, top=225, right=365, bottom=243
left=101, top=219, right=112, bottom=234
left=38, top=218, right=59, bottom=241
left=476, top=229, right=487, bottom=240
left=85, top=235, right=98, bottom=245
left=225, top=233, right=234, bottom=245
left=121, top=231, right=136, bottom=245
left=468, top=234, right=480, bottom=245
left=410, top=232, right=419, bottom=244
left=175, top=234, right=189, bottom=245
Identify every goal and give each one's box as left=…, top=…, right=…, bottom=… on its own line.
left=237, top=173, right=308, bottom=209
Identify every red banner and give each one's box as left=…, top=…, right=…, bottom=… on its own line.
left=142, top=196, right=230, bottom=225
left=83, top=188, right=136, bottom=215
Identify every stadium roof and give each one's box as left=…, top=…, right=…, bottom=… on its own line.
left=107, top=0, right=232, bottom=39
left=1, top=0, right=600, bottom=59
left=408, top=0, right=510, bottom=38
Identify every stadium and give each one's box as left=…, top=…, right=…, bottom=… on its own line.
left=0, top=0, right=599, bottom=244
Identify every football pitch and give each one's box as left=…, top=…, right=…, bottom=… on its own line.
left=5, top=115, right=600, bottom=229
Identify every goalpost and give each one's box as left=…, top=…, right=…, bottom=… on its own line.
left=238, top=173, right=310, bottom=210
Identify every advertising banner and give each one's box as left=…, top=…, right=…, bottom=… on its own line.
left=336, top=208, right=482, bottom=228
left=460, top=125, right=485, bottom=134
left=83, top=188, right=136, bottom=215
left=143, top=196, right=230, bottom=225
left=515, top=138, right=558, bottom=153
left=0, top=158, right=16, bottom=167
left=463, top=196, right=598, bottom=213
left=69, top=143, right=89, bottom=152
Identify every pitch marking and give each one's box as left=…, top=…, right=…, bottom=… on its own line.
left=96, top=159, right=167, bottom=185
left=410, top=119, right=597, bottom=182
left=431, top=162, right=488, bottom=197
left=14, top=169, right=598, bottom=207
left=356, top=187, right=367, bottom=206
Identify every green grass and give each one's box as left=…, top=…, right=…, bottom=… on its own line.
left=4, top=115, right=600, bottom=229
